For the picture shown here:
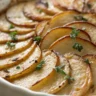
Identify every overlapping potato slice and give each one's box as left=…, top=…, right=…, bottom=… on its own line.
left=0, top=44, right=42, bottom=81
left=0, top=31, right=35, bottom=43
left=13, top=51, right=59, bottom=89
left=0, top=0, right=11, bottom=13
left=23, top=1, right=52, bottom=21
left=40, top=11, right=86, bottom=37
left=31, top=55, right=70, bottom=94
left=0, top=42, right=36, bottom=70
left=0, top=14, right=33, bottom=34
left=83, top=55, right=96, bottom=96
left=74, top=0, right=96, bottom=13
left=40, top=23, right=49, bottom=37
left=6, top=3, right=38, bottom=27
left=48, top=11, right=79, bottom=30
left=83, top=14, right=96, bottom=26
left=57, top=53, right=92, bottom=96
left=36, top=21, right=48, bottom=36
left=0, top=39, right=32, bottom=58
left=36, top=0, right=63, bottom=15
left=66, top=21, right=96, bottom=44
left=40, top=27, right=91, bottom=50
left=52, top=0, right=75, bottom=10
left=49, top=36, right=96, bottom=56
left=47, top=11, right=96, bottom=31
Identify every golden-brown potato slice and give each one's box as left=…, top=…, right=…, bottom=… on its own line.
left=0, top=14, right=34, bottom=34
left=48, top=11, right=79, bottom=30
left=0, top=31, right=35, bottom=43
left=23, top=1, right=52, bottom=21
left=40, top=23, right=49, bottom=37
left=36, top=21, right=48, bottom=36
left=0, top=42, right=36, bottom=70
left=0, top=0, right=11, bottom=13
left=83, top=55, right=96, bottom=96
left=52, top=0, right=75, bottom=10
left=49, top=36, right=96, bottom=56
left=13, top=51, right=59, bottom=89
left=31, top=55, right=70, bottom=94
left=40, top=27, right=91, bottom=50
left=6, top=3, right=38, bottom=27
left=0, top=44, right=42, bottom=81
left=0, top=14, right=33, bottom=34
left=0, top=39, right=32, bottom=58
left=57, top=53, right=92, bottom=96
left=36, top=0, right=63, bottom=15
left=66, top=21, right=96, bottom=45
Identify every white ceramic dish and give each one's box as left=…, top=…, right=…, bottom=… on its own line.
left=0, top=77, right=70, bottom=96
left=0, top=77, right=54, bottom=96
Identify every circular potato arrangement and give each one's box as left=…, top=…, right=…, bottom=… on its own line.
left=0, top=0, right=96, bottom=96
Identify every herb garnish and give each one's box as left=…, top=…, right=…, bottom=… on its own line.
left=55, top=65, right=74, bottom=83
left=70, top=27, right=80, bottom=39
left=36, top=60, right=45, bottom=70
left=74, top=16, right=88, bottom=21
left=16, top=66, right=20, bottom=69
left=10, top=31, right=17, bottom=41
left=44, top=2, right=49, bottom=8
left=6, top=41, right=15, bottom=49
left=87, top=3, right=92, bottom=9
left=9, top=24, right=14, bottom=29
left=73, top=43, right=83, bottom=52
left=84, top=59, right=90, bottom=64
left=64, top=75, right=74, bottom=83
left=38, top=9, right=43, bottom=13
left=55, top=65, right=66, bottom=75
left=33, top=36, right=42, bottom=44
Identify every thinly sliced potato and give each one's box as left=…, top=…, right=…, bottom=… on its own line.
left=74, top=0, right=96, bottom=13
left=36, top=21, right=48, bottom=36
left=40, top=11, right=80, bottom=37
left=48, top=11, right=79, bottom=30
left=66, top=21, right=96, bottom=45
left=31, top=55, right=70, bottom=94
left=0, top=45, right=42, bottom=81
left=40, top=27, right=91, bottom=50
left=0, top=31, right=35, bottom=43
left=0, top=0, right=11, bottom=13
left=73, top=0, right=85, bottom=12
left=13, top=51, right=59, bottom=89
left=49, top=36, right=96, bottom=56
left=0, top=14, right=33, bottom=34
left=36, top=0, right=63, bottom=15
left=83, top=55, right=96, bottom=96
left=0, top=39, right=32, bottom=58
left=57, top=53, right=92, bottom=96
left=83, top=14, right=96, bottom=26
left=0, top=42, right=36, bottom=70
left=40, top=23, right=49, bottom=37
left=52, top=0, right=75, bottom=10
left=6, top=3, right=38, bottom=27
left=23, top=1, right=52, bottom=21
